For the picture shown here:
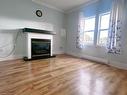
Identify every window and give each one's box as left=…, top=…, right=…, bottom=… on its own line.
left=79, top=12, right=110, bottom=47
left=83, top=16, right=96, bottom=44
left=98, top=12, right=110, bottom=46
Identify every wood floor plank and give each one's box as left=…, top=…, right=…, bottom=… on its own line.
left=0, top=55, right=127, bottom=95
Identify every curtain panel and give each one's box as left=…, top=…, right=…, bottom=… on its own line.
left=107, top=0, right=125, bottom=54
left=76, top=12, right=85, bottom=49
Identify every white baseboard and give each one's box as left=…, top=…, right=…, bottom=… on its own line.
left=0, top=55, right=23, bottom=62
left=53, top=51, right=65, bottom=55
left=1, top=52, right=127, bottom=70
left=80, top=54, right=108, bottom=64
left=66, top=51, right=127, bottom=70
left=66, top=51, right=108, bottom=64
left=65, top=51, right=80, bottom=58
left=109, top=61, right=127, bottom=70
left=0, top=51, right=65, bottom=62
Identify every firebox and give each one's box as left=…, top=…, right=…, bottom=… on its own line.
left=31, top=39, right=51, bottom=58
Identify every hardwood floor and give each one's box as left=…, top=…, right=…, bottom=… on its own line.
left=0, top=55, right=127, bottom=95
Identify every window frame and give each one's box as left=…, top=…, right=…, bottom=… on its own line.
left=83, top=16, right=96, bottom=45
left=97, top=12, right=111, bottom=46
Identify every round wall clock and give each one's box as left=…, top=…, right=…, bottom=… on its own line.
left=36, top=10, right=42, bottom=17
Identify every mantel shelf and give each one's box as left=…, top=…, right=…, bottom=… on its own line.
left=22, top=28, right=56, bottom=35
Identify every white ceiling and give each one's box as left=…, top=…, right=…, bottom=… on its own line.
left=33, top=0, right=91, bottom=12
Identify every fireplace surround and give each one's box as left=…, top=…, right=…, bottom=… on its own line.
left=23, top=28, right=55, bottom=60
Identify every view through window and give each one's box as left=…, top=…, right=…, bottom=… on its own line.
left=83, top=17, right=95, bottom=44
left=98, top=12, right=110, bottom=46
left=81, top=12, right=110, bottom=46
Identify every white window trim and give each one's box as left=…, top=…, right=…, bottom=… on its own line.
left=83, top=16, right=96, bottom=45
left=97, top=12, right=110, bottom=46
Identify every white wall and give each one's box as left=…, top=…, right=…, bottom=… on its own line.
left=0, top=0, right=66, bottom=61
left=65, top=1, right=127, bottom=69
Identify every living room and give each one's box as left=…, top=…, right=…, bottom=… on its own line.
left=0, top=0, right=127, bottom=95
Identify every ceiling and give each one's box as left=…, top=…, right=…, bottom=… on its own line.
left=33, top=0, right=91, bottom=12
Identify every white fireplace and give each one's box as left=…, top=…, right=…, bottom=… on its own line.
left=23, top=28, right=54, bottom=60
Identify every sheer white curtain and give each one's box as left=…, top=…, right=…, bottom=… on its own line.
left=76, top=1, right=98, bottom=49
left=76, top=12, right=85, bottom=49
left=107, top=0, right=125, bottom=54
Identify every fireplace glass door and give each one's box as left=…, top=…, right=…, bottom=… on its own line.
left=31, top=39, right=51, bottom=58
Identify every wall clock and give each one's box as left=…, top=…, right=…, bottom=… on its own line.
left=36, top=10, right=42, bottom=17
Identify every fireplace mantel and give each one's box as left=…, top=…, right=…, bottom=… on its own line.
left=23, top=28, right=54, bottom=60
left=23, top=28, right=56, bottom=35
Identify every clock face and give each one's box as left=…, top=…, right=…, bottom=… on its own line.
left=36, top=10, right=42, bottom=17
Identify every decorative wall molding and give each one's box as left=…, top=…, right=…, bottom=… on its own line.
left=32, top=0, right=64, bottom=13
left=32, top=0, right=99, bottom=14
left=65, top=0, right=99, bottom=13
